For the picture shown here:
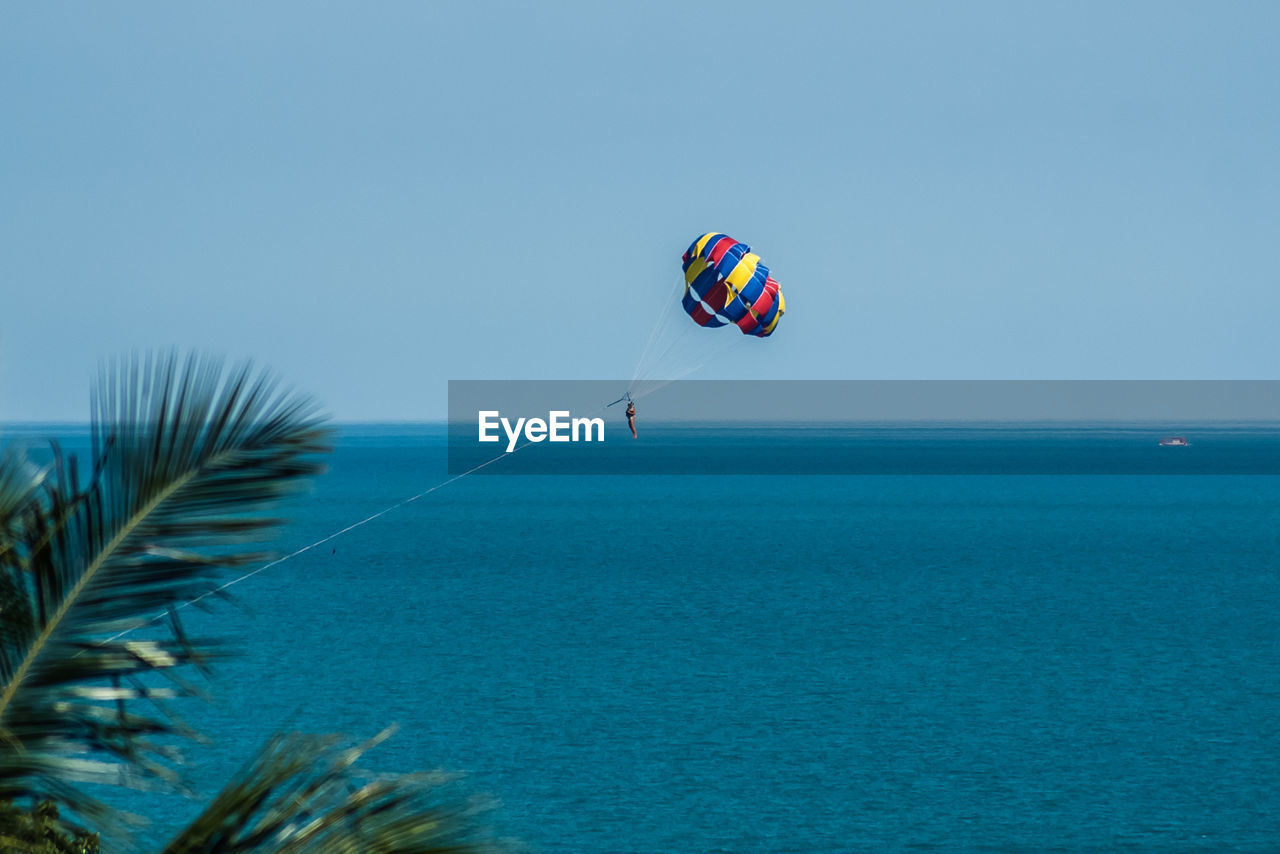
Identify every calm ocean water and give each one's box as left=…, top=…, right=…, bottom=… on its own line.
left=10, top=424, right=1280, bottom=851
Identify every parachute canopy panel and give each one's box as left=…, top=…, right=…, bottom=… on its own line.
left=681, top=232, right=785, bottom=337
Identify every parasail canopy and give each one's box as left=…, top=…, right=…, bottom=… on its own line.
left=681, top=232, right=785, bottom=337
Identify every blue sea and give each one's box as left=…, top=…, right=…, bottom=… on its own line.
left=12, top=423, right=1280, bottom=851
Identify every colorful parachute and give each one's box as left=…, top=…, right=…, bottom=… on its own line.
left=681, top=232, right=785, bottom=337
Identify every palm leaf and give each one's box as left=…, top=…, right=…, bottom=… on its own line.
left=0, top=353, right=331, bottom=823
left=0, top=445, right=45, bottom=541
left=161, top=727, right=507, bottom=854
left=0, top=798, right=100, bottom=853
left=0, top=448, right=45, bottom=665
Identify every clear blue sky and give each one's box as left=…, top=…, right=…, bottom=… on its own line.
left=3, top=2, right=1277, bottom=420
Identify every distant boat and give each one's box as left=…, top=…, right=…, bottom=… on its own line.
left=1159, top=436, right=1190, bottom=447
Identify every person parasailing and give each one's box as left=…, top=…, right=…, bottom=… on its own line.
left=617, top=232, right=786, bottom=440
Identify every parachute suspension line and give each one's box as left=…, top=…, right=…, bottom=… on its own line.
left=630, top=275, right=687, bottom=389
left=638, top=313, right=688, bottom=376
left=632, top=327, right=742, bottom=402
left=629, top=289, right=747, bottom=401
left=629, top=277, right=694, bottom=391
